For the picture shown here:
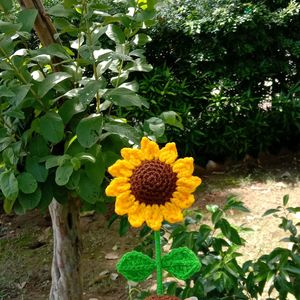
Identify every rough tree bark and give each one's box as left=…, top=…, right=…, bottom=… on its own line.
left=17, top=1, right=83, bottom=299
left=18, top=0, right=58, bottom=46
left=49, top=198, right=83, bottom=300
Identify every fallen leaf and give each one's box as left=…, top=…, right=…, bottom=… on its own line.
left=105, top=253, right=119, bottom=260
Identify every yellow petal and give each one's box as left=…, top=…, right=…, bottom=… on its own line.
left=108, top=159, right=134, bottom=177
left=161, top=202, right=183, bottom=224
left=172, top=157, right=194, bottom=178
left=121, top=148, right=144, bottom=167
left=171, top=192, right=195, bottom=209
left=176, top=176, right=202, bottom=193
left=105, top=177, right=130, bottom=196
left=140, top=137, right=159, bottom=160
left=145, top=204, right=163, bottom=231
left=159, top=142, right=178, bottom=164
left=128, top=203, right=146, bottom=228
left=115, top=191, right=136, bottom=215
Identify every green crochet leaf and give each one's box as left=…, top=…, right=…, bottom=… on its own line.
left=116, top=250, right=156, bottom=282
left=161, top=247, right=201, bottom=280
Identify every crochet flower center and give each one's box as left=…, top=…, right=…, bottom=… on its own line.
left=130, top=160, right=178, bottom=206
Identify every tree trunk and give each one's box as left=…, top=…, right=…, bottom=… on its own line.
left=49, top=198, right=83, bottom=300
left=17, top=1, right=83, bottom=298
left=18, top=0, right=58, bottom=46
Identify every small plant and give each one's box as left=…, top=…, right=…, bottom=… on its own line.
left=163, top=196, right=251, bottom=299
left=134, top=194, right=300, bottom=299
left=245, top=195, right=300, bottom=299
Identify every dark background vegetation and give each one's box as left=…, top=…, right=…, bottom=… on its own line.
left=131, top=0, right=300, bottom=162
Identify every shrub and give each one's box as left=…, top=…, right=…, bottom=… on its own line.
left=133, top=195, right=300, bottom=299
left=137, top=0, right=300, bottom=161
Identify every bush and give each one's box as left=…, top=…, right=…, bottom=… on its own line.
left=133, top=195, right=300, bottom=299
left=137, top=0, right=300, bottom=161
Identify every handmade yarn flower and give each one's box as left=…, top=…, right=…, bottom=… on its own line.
left=105, top=137, right=202, bottom=231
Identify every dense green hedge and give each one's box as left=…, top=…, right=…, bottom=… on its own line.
left=136, top=0, right=300, bottom=161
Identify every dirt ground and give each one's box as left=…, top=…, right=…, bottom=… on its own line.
left=0, top=150, right=299, bottom=300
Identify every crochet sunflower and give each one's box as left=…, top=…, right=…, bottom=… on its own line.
left=105, top=137, right=201, bottom=231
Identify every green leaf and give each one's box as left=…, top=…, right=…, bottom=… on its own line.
left=3, top=198, right=15, bottom=214
left=65, top=171, right=80, bottom=190
left=0, top=36, right=14, bottom=57
left=77, top=174, right=100, bottom=204
left=162, top=247, right=201, bottom=280
left=0, top=0, right=13, bottom=12
left=96, top=59, right=113, bottom=75
left=13, top=85, right=31, bottom=107
left=40, top=112, right=64, bottom=144
left=46, top=155, right=70, bottom=169
left=144, top=117, right=165, bottom=137
left=17, top=172, right=38, bottom=194
left=75, top=153, right=96, bottom=164
left=55, top=161, right=73, bottom=186
left=223, top=196, right=250, bottom=212
left=47, top=4, right=73, bottom=17
left=2, top=147, right=15, bottom=166
left=287, top=207, right=300, bottom=214
left=17, top=9, right=38, bottom=32
left=117, top=251, right=155, bottom=282
left=282, top=265, right=300, bottom=275
left=132, top=33, right=152, bottom=46
left=103, top=122, right=141, bottom=144
left=0, top=86, right=14, bottom=97
left=160, top=111, right=183, bottom=130
left=36, top=44, right=71, bottom=60
left=0, top=170, right=18, bottom=201
left=110, top=71, right=129, bottom=87
left=59, top=80, right=104, bottom=124
left=76, top=114, right=103, bottom=148
left=70, top=157, right=81, bottom=170
left=262, top=208, right=280, bottom=217
left=25, top=157, right=48, bottom=182
left=283, top=194, right=289, bottom=206
left=28, top=136, right=50, bottom=157
left=85, top=150, right=105, bottom=186
left=14, top=201, right=26, bottom=215
left=104, top=88, right=149, bottom=108
left=215, top=218, right=243, bottom=245
left=197, top=224, right=212, bottom=245
left=18, top=189, right=42, bottom=210
left=38, top=177, right=54, bottom=211
left=59, top=98, right=84, bottom=125
left=106, top=24, right=125, bottom=44
left=124, top=58, right=153, bottom=72
left=102, top=150, right=120, bottom=168
left=0, top=21, right=22, bottom=34
left=37, top=72, right=71, bottom=97
left=119, top=216, right=129, bottom=237
left=212, top=209, right=223, bottom=225
left=206, top=204, right=219, bottom=213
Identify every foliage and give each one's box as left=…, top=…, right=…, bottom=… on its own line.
left=139, top=0, right=300, bottom=161
left=133, top=195, right=300, bottom=299
left=0, top=0, right=160, bottom=213
left=248, top=194, right=300, bottom=299
left=166, top=196, right=250, bottom=299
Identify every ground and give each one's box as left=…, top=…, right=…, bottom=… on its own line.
left=0, top=150, right=299, bottom=300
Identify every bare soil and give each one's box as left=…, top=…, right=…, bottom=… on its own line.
left=0, top=150, right=299, bottom=300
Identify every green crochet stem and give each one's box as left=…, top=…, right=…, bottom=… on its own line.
left=154, top=230, right=163, bottom=295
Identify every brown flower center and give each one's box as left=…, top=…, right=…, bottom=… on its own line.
left=130, top=160, right=177, bottom=206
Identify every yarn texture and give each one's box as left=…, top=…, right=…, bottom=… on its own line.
left=116, top=251, right=155, bottom=282
left=161, top=247, right=201, bottom=280
left=105, top=137, right=202, bottom=231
